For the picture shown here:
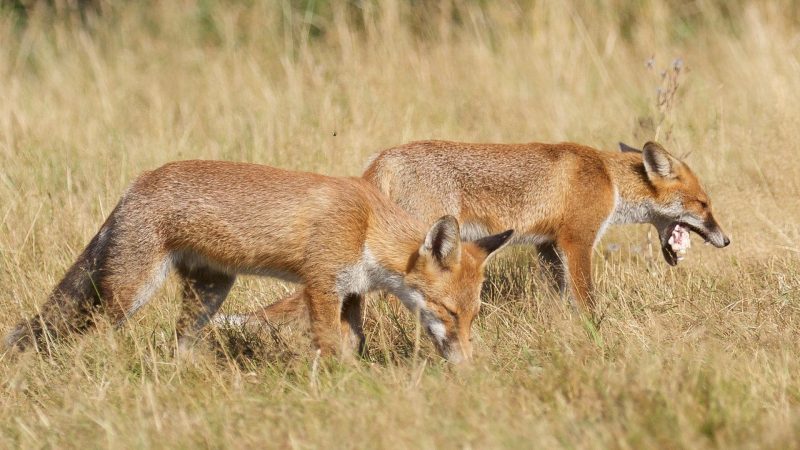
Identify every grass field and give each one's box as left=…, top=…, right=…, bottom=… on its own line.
left=1, top=1, right=799, bottom=448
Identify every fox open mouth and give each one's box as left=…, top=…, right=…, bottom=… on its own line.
left=661, top=221, right=708, bottom=266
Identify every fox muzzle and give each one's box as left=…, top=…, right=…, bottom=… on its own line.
left=704, top=216, right=730, bottom=248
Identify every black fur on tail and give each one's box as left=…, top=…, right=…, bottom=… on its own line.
left=4, top=207, right=118, bottom=352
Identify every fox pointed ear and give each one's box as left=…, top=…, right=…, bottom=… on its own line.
left=619, top=142, right=642, bottom=153
left=474, top=229, right=514, bottom=262
left=642, top=141, right=679, bottom=180
left=421, top=215, right=461, bottom=269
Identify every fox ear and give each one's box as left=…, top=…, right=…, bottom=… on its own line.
left=642, top=141, right=678, bottom=180
left=421, top=215, right=461, bottom=269
left=619, top=142, right=642, bottom=153
left=474, top=229, right=514, bottom=262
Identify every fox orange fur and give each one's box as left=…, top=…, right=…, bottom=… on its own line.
left=4, top=161, right=513, bottom=362
left=242, top=140, right=729, bottom=324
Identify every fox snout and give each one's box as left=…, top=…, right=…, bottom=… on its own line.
left=426, top=322, right=473, bottom=364
left=441, top=340, right=472, bottom=364
left=705, top=223, right=731, bottom=248
left=702, top=216, right=731, bottom=248
left=675, top=212, right=730, bottom=249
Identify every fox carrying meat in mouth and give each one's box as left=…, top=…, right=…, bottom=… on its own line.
left=617, top=142, right=730, bottom=267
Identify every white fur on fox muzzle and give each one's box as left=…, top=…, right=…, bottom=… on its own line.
left=422, top=313, right=450, bottom=356
left=444, top=346, right=467, bottom=364
left=422, top=315, right=470, bottom=364
left=439, top=339, right=470, bottom=364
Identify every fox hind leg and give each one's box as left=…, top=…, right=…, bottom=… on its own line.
left=174, top=263, right=236, bottom=348
left=98, top=243, right=173, bottom=326
left=536, top=242, right=567, bottom=295
left=340, top=294, right=366, bottom=357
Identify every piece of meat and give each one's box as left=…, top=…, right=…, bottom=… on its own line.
left=668, top=224, right=691, bottom=260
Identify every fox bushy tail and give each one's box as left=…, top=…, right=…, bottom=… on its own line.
left=4, top=208, right=118, bottom=352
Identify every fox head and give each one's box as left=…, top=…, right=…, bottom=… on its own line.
left=404, top=216, right=513, bottom=363
left=620, top=141, right=731, bottom=265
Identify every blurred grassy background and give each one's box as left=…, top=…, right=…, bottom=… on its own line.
left=1, top=1, right=799, bottom=448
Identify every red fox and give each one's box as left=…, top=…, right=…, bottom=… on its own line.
left=239, top=140, right=729, bottom=324
left=4, top=160, right=513, bottom=363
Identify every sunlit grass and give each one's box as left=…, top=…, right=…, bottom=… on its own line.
left=1, top=1, right=799, bottom=448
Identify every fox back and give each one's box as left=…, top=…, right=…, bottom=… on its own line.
left=364, top=140, right=609, bottom=241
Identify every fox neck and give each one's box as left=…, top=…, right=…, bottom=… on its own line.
left=349, top=205, right=427, bottom=309
left=606, top=153, right=672, bottom=226
left=365, top=207, right=425, bottom=274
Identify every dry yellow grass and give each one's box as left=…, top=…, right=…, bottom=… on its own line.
left=1, top=1, right=799, bottom=448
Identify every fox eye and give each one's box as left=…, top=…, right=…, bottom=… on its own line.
left=698, top=200, right=708, bottom=209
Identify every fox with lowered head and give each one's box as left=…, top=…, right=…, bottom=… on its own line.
left=5, top=160, right=514, bottom=363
